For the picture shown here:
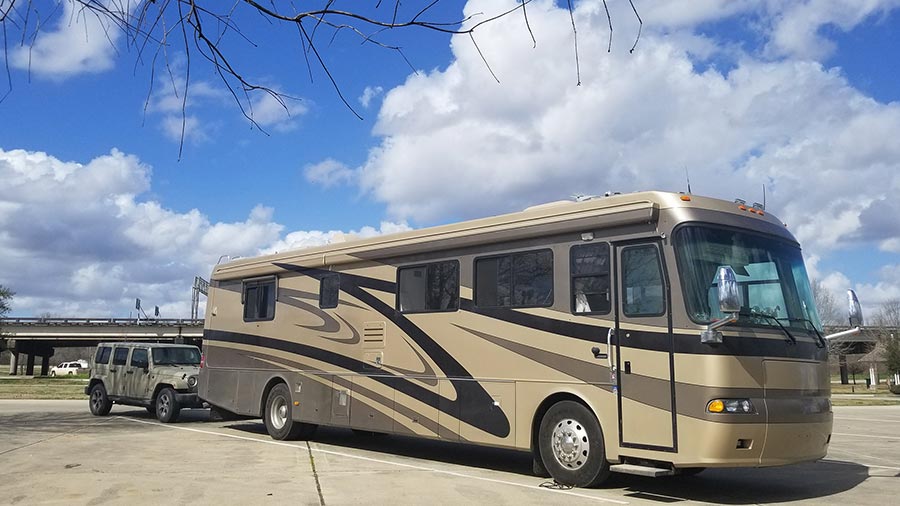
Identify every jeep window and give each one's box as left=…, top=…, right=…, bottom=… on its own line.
left=96, top=347, right=111, bottom=365
left=112, top=348, right=128, bottom=366
left=243, top=277, right=276, bottom=321
left=152, top=347, right=201, bottom=366
left=130, top=349, right=149, bottom=368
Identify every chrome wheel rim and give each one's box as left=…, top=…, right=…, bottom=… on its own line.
left=270, top=395, right=288, bottom=430
left=158, top=393, right=171, bottom=418
left=551, top=418, right=590, bottom=470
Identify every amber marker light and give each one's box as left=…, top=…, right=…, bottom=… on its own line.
left=680, top=195, right=692, bottom=201
left=707, top=400, right=725, bottom=413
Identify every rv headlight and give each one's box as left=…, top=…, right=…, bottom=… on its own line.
left=707, top=399, right=755, bottom=414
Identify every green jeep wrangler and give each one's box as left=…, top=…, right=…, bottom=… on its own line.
left=86, top=342, right=203, bottom=423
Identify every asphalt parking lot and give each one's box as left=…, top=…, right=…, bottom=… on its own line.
left=1, top=401, right=898, bottom=505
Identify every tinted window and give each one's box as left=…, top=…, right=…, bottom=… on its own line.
left=319, top=273, right=340, bottom=309
left=243, top=278, right=276, bottom=321
left=622, top=245, right=665, bottom=317
left=398, top=261, right=460, bottom=313
left=571, top=243, right=611, bottom=314
left=112, top=348, right=129, bottom=366
left=96, top=347, right=111, bottom=365
left=152, top=347, right=201, bottom=366
left=130, top=349, right=149, bottom=368
left=476, top=250, right=553, bottom=308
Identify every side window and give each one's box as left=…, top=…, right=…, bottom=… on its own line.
left=571, top=242, right=611, bottom=314
left=319, top=273, right=340, bottom=309
left=112, top=347, right=129, bottom=366
left=96, top=347, right=111, bottom=365
left=622, top=245, right=665, bottom=317
left=475, top=249, right=553, bottom=308
left=243, top=277, right=276, bottom=321
left=398, top=261, right=460, bottom=313
left=130, top=349, right=149, bottom=368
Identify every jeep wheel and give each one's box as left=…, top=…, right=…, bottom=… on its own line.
left=156, top=387, right=181, bottom=423
left=264, top=383, right=317, bottom=441
left=50, top=371, right=56, bottom=377
left=89, top=384, right=112, bottom=416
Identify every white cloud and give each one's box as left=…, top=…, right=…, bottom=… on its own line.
left=763, top=0, right=900, bottom=60
left=8, top=0, right=130, bottom=79
left=249, top=92, right=308, bottom=132
left=322, top=0, right=900, bottom=262
left=304, top=159, right=356, bottom=188
left=359, top=86, right=384, bottom=108
left=161, top=115, right=209, bottom=143
left=260, top=221, right=412, bottom=255
left=0, top=148, right=408, bottom=317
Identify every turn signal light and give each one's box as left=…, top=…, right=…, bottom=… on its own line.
left=707, top=398, right=755, bottom=414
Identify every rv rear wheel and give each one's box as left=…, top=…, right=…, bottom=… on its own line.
left=264, top=383, right=317, bottom=441
left=538, top=400, right=610, bottom=488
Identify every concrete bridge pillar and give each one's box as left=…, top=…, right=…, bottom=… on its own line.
left=40, top=354, right=51, bottom=376
left=25, top=353, right=36, bottom=376
left=8, top=346, right=19, bottom=375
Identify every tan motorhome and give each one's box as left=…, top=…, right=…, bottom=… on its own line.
left=199, top=191, right=838, bottom=487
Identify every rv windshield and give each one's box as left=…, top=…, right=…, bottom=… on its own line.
left=674, top=225, right=823, bottom=333
left=152, top=347, right=201, bottom=366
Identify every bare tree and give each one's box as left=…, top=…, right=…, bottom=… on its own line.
left=874, top=298, right=900, bottom=328
left=811, top=279, right=840, bottom=326
left=1, top=1, right=643, bottom=157
left=0, top=284, right=12, bottom=317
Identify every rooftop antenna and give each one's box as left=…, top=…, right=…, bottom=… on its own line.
left=762, top=184, right=766, bottom=210
left=684, top=167, right=692, bottom=194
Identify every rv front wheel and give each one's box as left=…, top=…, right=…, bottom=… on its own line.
left=264, top=383, right=317, bottom=441
left=538, top=400, right=610, bottom=488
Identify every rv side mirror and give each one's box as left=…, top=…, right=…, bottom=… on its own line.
left=848, top=289, right=863, bottom=327
left=701, top=267, right=742, bottom=345
left=825, top=289, right=864, bottom=341
left=718, top=266, right=742, bottom=314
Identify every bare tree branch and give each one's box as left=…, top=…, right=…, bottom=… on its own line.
left=0, top=1, right=644, bottom=153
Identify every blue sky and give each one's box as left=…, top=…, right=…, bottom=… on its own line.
left=1, top=0, right=900, bottom=319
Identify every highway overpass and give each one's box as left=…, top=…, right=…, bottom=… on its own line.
left=1, top=318, right=204, bottom=376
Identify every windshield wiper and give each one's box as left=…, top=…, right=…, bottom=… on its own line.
left=741, top=310, right=797, bottom=345
left=777, top=317, right=827, bottom=348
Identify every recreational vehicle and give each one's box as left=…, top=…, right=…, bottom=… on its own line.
left=199, top=191, right=840, bottom=487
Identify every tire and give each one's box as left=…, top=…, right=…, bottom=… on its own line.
left=50, top=371, right=56, bottom=377
left=156, top=387, right=181, bottom=423
left=264, top=383, right=317, bottom=441
left=89, top=383, right=112, bottom=416
left=538, top=400, right=610, bottom=488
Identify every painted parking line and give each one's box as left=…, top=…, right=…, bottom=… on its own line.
left=120, top=417, right=629, bottom=505
left=832, top=432, right=900, bottom=441
left=826, top=447, right=900, bottom=468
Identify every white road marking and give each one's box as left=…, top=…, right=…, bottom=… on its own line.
left=120, top=417, right=628, bottom=505
left=832, top=432, right=899, bottom=440
left=827, top=447, right=900, bottom=467
left=833, top=416, right=900, bottom=424
left=823, top=459, right=900, bottom=471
